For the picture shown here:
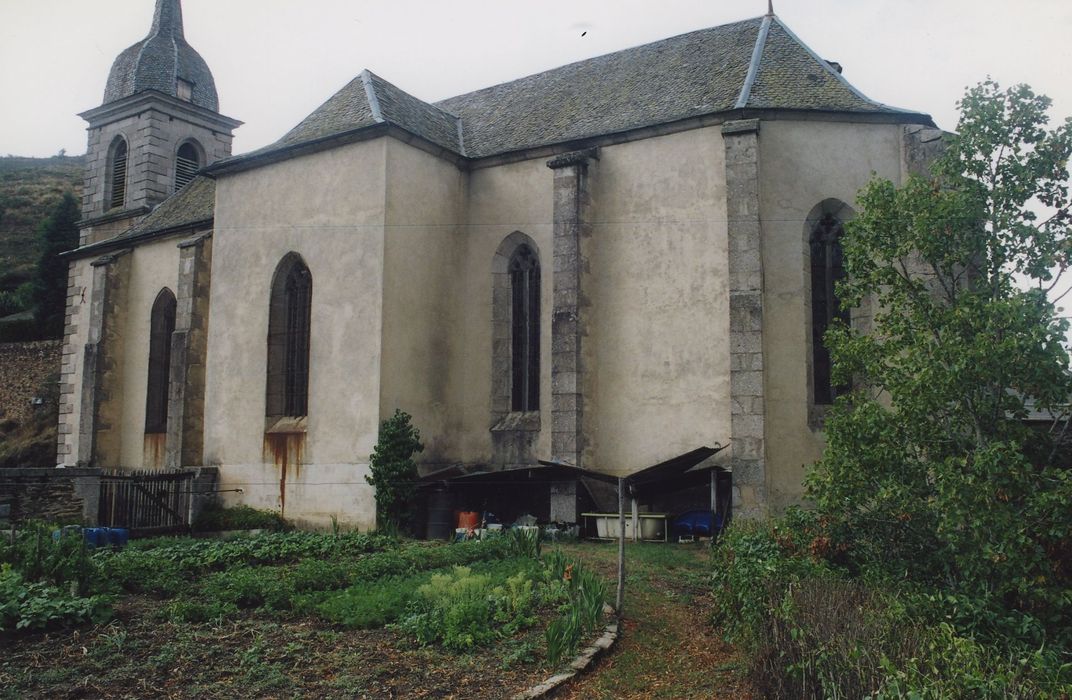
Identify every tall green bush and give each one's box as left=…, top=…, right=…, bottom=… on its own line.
left=807, top=80, right=1072, bottom=646
left=365, top=409, right=424, bottom=533
left=30, top=191, right=80, bottom=339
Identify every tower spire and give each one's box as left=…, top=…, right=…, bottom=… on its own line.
left=767, top=0, right=775, bottom=16
left=150, top=0, right=184, bottom=38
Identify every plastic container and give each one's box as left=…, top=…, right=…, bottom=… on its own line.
left=52, top=525, right=82, bottom=542
left=82, top=527, right=107, bottom=548
left=673, top=510, right=718, bottom=538
left=426, top=488, right=454, bottom=541
left=640, top=515, right=666, bottom=541
left=107, top=528, right=129, bottom=548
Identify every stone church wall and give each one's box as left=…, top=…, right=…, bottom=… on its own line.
left=454, top=157, right=555, bottom=465
left=57, top=258, right=93, bottom=465
left=206, top=138, right=388, bottom=530
left=584, top=126, right=732, bottom=476
left=115, top=238, right=181, bottom=468
left=758, top=119, right=906, bottom=515
left=380, top=139, right=466, bottom=467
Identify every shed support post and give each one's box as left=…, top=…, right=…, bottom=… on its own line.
left=616, top=477, right=625, bottom=615
left=631, top=496, right=639, bottom=542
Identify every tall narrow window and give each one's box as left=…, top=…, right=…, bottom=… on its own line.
left=810, top=213, right=849, bottom=404
left=144, top=288, right=176, bottom=433
left=267, top=255, right=312, bottom=420
left=174, top=142, right=200, bottom=192
left=510, top=245, right=540, bottom=412
left=109, top=138, right=128, bottom=210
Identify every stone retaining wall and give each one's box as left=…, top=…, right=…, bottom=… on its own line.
left=0, top=341, right=62, bottom=425
left=0, top=467, right=101, bottom=525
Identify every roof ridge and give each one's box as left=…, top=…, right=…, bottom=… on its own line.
left=436, top=17, right=766, bottom=107
left=735, top=15, right=772, bottom=109
left=454, top=114, right=466, bottom=157
left=767, top=17, right=907, bottom=112
left=360, top=70, right=384, bottom=122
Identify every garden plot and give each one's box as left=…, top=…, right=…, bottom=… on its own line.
left=1, top=527, right=612, bottom=699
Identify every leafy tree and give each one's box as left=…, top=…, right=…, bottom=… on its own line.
left=807, top=81, right=1072, bottom=644
left=366, top=409, right=424, bottom=533
left=31, top=191, right=80, bottom=338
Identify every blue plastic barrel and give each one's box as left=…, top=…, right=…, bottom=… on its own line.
left=107, top=528, right=129, bottom=548
left=82, top=527, right=106, bottom=548
left=673, top=510, right=719, bottom=538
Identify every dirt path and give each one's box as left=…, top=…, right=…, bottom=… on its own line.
left=553, top=541, right=754, bottom=700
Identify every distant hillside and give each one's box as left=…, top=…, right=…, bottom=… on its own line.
left=0, top=155, right=84, bottom=293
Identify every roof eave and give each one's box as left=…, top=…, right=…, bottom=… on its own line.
left=62, top=218, right=213, bottom=260
left=79, top=90, right=243, bottom=129
left=465, top=106, right=935, bottom=168
left=205, top=121, right=469, bottom=177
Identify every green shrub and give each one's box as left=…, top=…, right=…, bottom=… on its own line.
left=288, top=559, right=350, bottom=593
left=366, top=409, right=424, bottom=533
left=541, top=554, right=609, bottom=666
left=202, top=567, right=293, bottom=611
left=161, top=598, right=239, bottom=624
left=397, top=566, right=498, bottom=651
left=314, top=575, right=428, bottom=629
left=97, top=531, right=395, bottom=594
left=499, top=639, right=540, bottom=669
left=192, top=503, right=291, bottom=533
left=491, top=571, right=538, bottom=635
left=506, top=527, right=541, bottom=559
left=711, top=514, right=1072, bottom=698
left=710, top=515, right=832, bottom=646
left=0, top=522, right=103, bottom=594
left=0, top=564, right=112, bottom=632
left=876, top=623, right=1072, bottom=699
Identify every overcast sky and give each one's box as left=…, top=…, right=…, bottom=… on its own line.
left=1, top=0, right=1070, bottom=158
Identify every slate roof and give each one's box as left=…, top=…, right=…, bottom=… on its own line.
left=744, top=21, right=886, bottom=111
left=437, top=19, right=760, bottom=157
left=104, top=0, right=219, bottom=111
left=120, top=175, right=215, bottom=238
left=276, top=71, right=461, bottom=153
left=232, top=14, right=927, bottom=165
left=111, top=12, right=934, bottom=254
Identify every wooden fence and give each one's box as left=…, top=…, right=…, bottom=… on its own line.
left=98, top=469, right=197, bottom=534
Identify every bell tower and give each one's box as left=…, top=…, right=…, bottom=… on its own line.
left=77, top=0, right=241, bottom=245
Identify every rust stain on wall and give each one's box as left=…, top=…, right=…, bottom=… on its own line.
left=143, top=432, right=166, bottom=469
left=263, top=432, right=305, bottom=515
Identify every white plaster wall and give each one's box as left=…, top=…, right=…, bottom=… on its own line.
left=380, top=140, right=465, bottom=466
left=456, top=159, right=555, bottom=462
left=759, top=119, right=904, bottom=513
left=115, top=238, right=180, bottom=468
left=206, top=138, right=387, bottom=529
left=585, top=127, right=731, bottom=475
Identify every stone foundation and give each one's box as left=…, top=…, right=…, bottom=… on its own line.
left=0, top=467, right=101, bottom=525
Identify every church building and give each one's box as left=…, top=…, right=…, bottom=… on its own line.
left=57, top=0, right=940, bottom=529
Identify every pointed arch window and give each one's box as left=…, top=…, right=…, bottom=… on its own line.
left=174, top=141, right=201, bottom=192
left=144, top=288, right=176, bottom=433
left=810, top=213, right=849, bottom=405
left=266, top=255, right=312, bottom=420
left=109, top=138, right=128, bottom=210
left=510, top=245, right=540, bottom=412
